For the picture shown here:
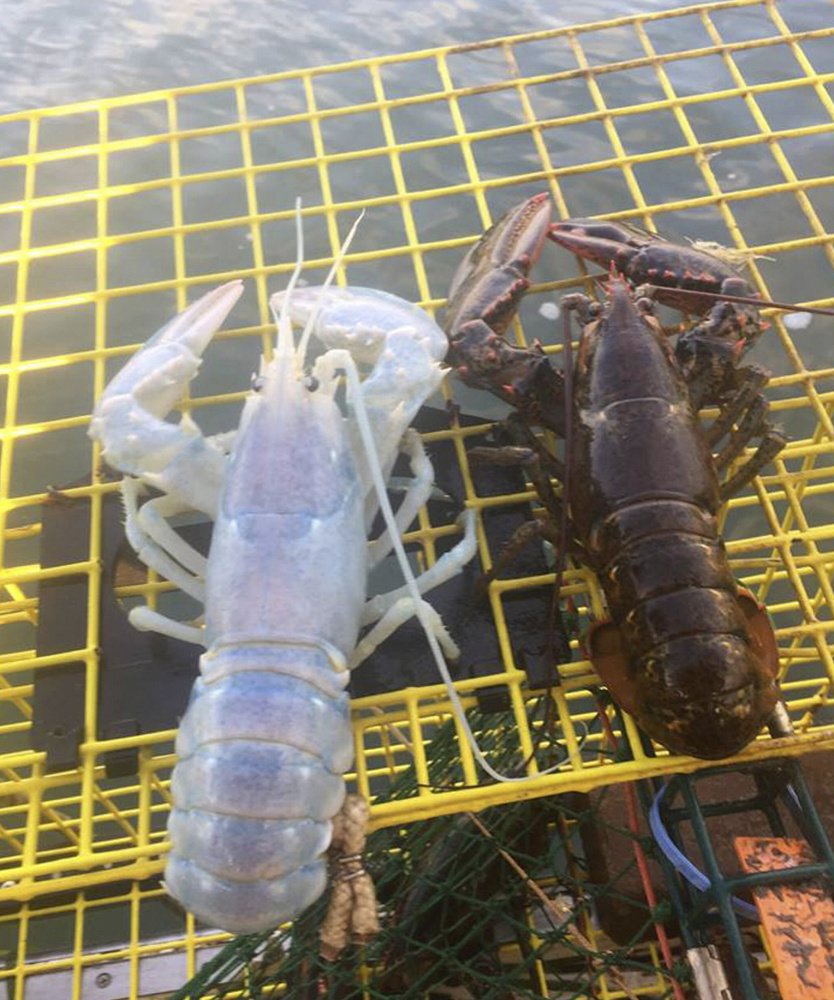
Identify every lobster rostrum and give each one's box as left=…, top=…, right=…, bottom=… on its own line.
left=444, top=194, right=785, bottom=760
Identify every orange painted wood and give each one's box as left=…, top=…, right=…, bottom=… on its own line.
left=734, top=837, right=834, bottom=999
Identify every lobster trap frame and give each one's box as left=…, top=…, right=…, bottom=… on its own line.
left=642, top=755, right=834, bottom=999
left=0, top=0, right=832, bottom=994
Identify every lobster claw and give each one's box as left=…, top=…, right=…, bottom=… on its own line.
left=550, top=217, right=762, bottom=342
left=444, top=192, right=552, bottom=341
left=548, top=218, right=651, bottom=273
left=442, top=193, right=568, bottom=435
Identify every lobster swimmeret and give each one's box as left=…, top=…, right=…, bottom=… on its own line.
left=444, top=194, right=785, bottom=760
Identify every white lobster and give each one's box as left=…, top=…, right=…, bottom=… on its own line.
left=89, top=223, right=477, bottom=934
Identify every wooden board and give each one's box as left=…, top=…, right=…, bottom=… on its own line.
left=735, top=837, right=834, bottom=999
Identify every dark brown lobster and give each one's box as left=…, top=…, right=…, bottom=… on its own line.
left=444, top=193, right=785, bottom=760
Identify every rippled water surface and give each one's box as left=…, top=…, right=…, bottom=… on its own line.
left=1, top=1, right=832, bottom=482
left=1, top=0, right=832, bottom=500
left=2, top=0, right=717, bottom=113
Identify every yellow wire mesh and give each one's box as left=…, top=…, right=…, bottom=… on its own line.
left=0, top=0, right=833, bottom=992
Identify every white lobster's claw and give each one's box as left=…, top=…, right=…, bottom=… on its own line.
left=90, top=280, right=244, bottom=515
left=269, top=286, right=448, bottom=365
left=272, top=286, right=449, bottom=480
left=94, top=281, right=244, bottom=423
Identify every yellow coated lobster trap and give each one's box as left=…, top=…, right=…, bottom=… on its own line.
left=0, top=0, right=833, bottom=994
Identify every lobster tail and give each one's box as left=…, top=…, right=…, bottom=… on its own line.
left=632, top=633, right=779, bottom=759
left=165, top=647, right=352, bottom=932
left=165, top=839, right=329, bottom=935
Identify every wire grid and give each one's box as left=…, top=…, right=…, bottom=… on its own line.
left=0, top=0, right=832, bottom=989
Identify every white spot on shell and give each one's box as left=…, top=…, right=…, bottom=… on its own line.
left=783, top=311, right=812, bottom=331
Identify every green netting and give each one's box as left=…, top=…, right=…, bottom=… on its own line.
left=173, top=710, right=685, bottom=999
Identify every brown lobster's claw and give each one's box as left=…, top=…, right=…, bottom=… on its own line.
left=550, top=217, right=760, bottom=331
left=444, top=192, right=552, bottom=341
left=443, top=193, right=568, bottom=435
left=549, top=218, right=650, bottom=274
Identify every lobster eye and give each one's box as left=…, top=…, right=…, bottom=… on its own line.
left=250, top=374, right=264, bottom=392
left=304, top=374, right=319, bottom=392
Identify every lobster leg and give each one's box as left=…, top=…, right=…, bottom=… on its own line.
left=351, top=596, right=460, bottom=669
left=367, top=428, right=434, bottom=570
left=714, top=395, right=769, bottom=471
left=719, top=431, right=786, bottom=501
left=352, top=509, right=478, bottom=666
left=679, top=334, right=787, bottom=500
left=466, top=414, right=585, bottom=586
left=121, top=478, right=206, bottom=605
left=704, top=367, right=769, bottom=447
left=128, top=607, right=204, bottom=645
left=465, top=440, right=561, bottom=582
left=713, top=390, right=786, bottom=501
left=360, top=509, right=478, bottom=627
left=499, top=413, right=567, bottom=521
left=480, top=513, right=563, bottom=585
left=134, top=494, right=209, bottom=577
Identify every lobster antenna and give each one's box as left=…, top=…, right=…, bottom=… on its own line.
left=270, top=197, right=306, bottom=373
left=341, top=352, right=567, bottom=785
left=595, top=275, right=834, bottom=318
left=295, top=210, right=366, bottom=364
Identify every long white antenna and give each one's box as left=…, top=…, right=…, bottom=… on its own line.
left=341, top=354, right=566, bottom=785
left=287, top=204, right=559, bottom=783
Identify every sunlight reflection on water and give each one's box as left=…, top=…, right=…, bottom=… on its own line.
left=3, top=0, right=687, bottom=112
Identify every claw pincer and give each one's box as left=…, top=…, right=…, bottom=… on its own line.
left=91, top=281, right=244, bottom=517
left=549, top=217, right=763, bottom=344
left=444, top=193, right=567, bottom=434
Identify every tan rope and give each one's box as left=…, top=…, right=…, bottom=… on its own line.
left=319, top=794, right=380, bottom=961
